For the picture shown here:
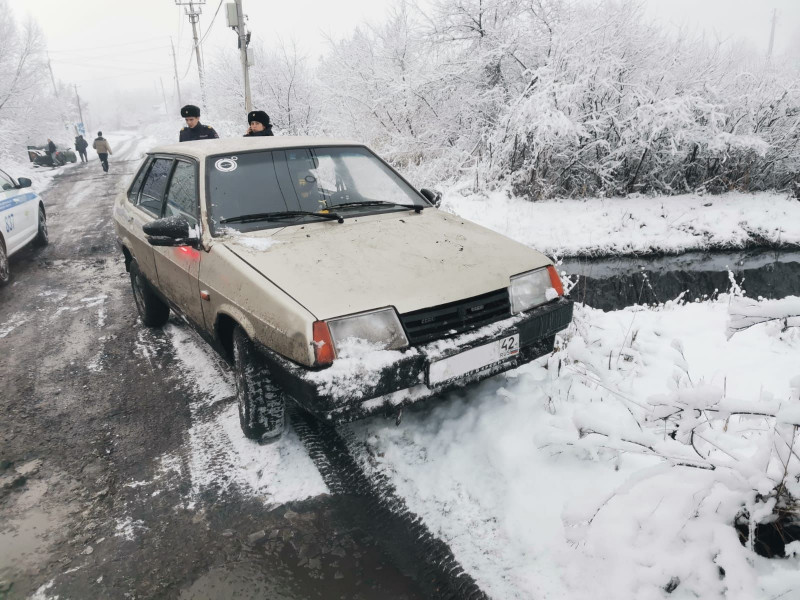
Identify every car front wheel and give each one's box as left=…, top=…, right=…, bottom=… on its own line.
left=232, top=326, right=285, bottom=440
left=34, top=206, right=48, bottom=246
left=0, top=240, right=9, bottom=285
left=129, top=259, right=169, bottom=327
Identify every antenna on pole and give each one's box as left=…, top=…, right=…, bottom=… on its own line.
left=175, top=0, right=207, bottom=110
left=767, top=8, right=777, bottom=59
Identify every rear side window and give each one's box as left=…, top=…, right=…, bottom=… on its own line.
left=127, top=159, right=149, bottom=203
left=164, top=161, right=198, bottom=227
left=138, top=158, right=173, bottom=216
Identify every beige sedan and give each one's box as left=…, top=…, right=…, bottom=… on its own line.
left=113, top=137, right=573, bottom=440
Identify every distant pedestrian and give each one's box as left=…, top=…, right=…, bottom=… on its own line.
left=75, top=135, right=89, bottom=163
left=46, top=139, right=56, bottom=166
left=92, top=131, right=112, bottom=173
left=243, top=110, right=274, bottom=137
left=179, top=104, right=218, bottom=142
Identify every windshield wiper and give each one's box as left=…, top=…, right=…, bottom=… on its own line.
left=221, top=210, right=343, bottom=224
left=333, top=200, right=423, bottom=213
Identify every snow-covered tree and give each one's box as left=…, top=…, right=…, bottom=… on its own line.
left=204, top=0, right=800, bottom=198
left=0, top=0, right=71, bottom=164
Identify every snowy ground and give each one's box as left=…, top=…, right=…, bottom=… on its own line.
left=7, top=134, right=800, bottom=598
left=345, top=290, right=800, bottom=600
left=442, top=187, right=800, bottom=258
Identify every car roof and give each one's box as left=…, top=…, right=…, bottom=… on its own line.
left=149, top=136, right=367, bottom=160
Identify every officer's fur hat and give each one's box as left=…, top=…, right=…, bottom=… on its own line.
left=181, top=104, right=201, bottom=118
left=247, top=110, right=271, bottom=127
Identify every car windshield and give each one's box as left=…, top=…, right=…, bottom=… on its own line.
left=206, top=146, right=426, bottom=234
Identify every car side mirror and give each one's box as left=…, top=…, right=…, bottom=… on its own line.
left=143, top=217, right=199, bottom=248
left=420, top=188, right=442, bottom=208
left=16, top=177, right=32, bottom=188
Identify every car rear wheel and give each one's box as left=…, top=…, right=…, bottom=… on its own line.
left=34, top=206, right=48, bottom=246
left=129, top=259, right=169, bottom=327
left=0, top=240, right=9, bottom=286
left=233, top=326, right=285, bottom=441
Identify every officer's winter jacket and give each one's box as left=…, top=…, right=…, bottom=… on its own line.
left=179, top=123, right=218, bottom=142
left=243, top=125, right=274, bottom=137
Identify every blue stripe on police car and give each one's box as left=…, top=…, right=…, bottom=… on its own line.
left=0, top=192, right=38, bottom=213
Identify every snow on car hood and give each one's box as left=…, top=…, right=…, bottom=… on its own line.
left=221, top=209, right=551, bottom=320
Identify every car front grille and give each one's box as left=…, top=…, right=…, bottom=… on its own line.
left=400, top=288, right=511, bottom=345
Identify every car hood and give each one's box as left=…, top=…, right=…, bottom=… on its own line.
left=221, top=209, right=551, bottom=320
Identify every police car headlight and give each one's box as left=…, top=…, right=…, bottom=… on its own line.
left=327, top=308, right=409, bottom=355
left=509, top=266, right=563, bottom=314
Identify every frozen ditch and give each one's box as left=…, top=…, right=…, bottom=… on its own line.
left=561, top=249, right=800, bottom=311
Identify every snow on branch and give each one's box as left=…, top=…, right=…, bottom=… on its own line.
left=727, top=295, right=800, bottom=339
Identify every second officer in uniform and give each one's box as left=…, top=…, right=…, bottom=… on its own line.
left=179, top=104, right=218, bottom=142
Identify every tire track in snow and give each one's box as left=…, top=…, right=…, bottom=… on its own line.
left=156, top=322, right=327, bottom=504
left=153, top=318, right=488, bottom=598
left=290, top=406, right=490, bottom=600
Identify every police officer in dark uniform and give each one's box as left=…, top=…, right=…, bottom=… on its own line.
left=179, top=104, right=218, bottom=142
left=243, top=110, right=274, bottom=137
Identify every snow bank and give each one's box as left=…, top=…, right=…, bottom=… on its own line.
left=442, top=188, right=800, bottom=258
left=345, top=296, right=800, bottom=599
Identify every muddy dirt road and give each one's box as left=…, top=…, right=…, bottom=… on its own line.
left=0, top=135, right=468, bottom=600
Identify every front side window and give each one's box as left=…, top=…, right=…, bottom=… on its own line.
left=0, top=170, right=14, bottom=192
left=164, top=160, right=198, bottom=227
left=138, top=158, right=173, bottom=216
left=206, top=146, right=425, bottom=234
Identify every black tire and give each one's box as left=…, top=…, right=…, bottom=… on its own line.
left=34, top=206, right=48, bottom=246
left=0, top=239, right=9, bottom=286
left=233, top=326, right=285, bottom=440
left=129, top=259, right=169, bottom=327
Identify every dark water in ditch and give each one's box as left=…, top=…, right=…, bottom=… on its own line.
left=561, top=249, right=800, bottom=311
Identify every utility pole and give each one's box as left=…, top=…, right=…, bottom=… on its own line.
left=175, top=0, right=207, bottom=109
left=74, top=84, right=85, bottom=136
left=170, top=37, right=183, bottom=108
left=160, top=78, right=170, bottom=116
left=227, top=1, right=252, bottom=112
left=46, top=52, right=59, bottom=97
left=767, top=8, right=777, bottom=59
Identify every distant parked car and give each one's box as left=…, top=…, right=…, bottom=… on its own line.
left=114, top=137, right=573, bottom=440
left=0, top=168, right=48, bottom=285
left=27, top=144, right=77, bottom=167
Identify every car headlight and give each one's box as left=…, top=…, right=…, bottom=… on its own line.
left=509, top=266, right=564, bottom=314
left=313, top=308, right=409, bottom=364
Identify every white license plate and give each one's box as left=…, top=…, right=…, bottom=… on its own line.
left=428, top=334, right=519, bottom=387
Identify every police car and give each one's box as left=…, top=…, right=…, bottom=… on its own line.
left=0, top=168, right=48, bottom=285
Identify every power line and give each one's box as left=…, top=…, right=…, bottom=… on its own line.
left=52, top=56, right=171, bottom=69
left=48, top=37, right=169, bottom=54
left=199, top=0, right=224, bottom=45
left=74, top=68, right=174, bottom=84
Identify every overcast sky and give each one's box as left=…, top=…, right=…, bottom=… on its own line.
left=7, top=0, right=799, bottom=126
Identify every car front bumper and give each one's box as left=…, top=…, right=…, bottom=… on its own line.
left=257, top=297, right=574, bottom=422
